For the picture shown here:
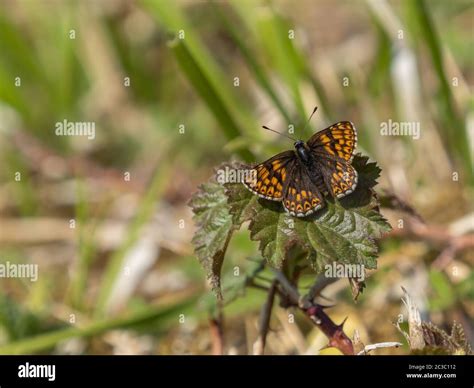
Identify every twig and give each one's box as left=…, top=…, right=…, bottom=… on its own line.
left=379, top=190, right=424, bottom=222
left=273, top=270, right=303, bottom=307
left=248, top=281, right=270, bottom=292
left=253, top=280, right=277, bottom=355
left=357, top=341, right=402, bottom=355
left=387, top=218, right=474, bottom=270
left=272, top=270, right=355, bottom=355
left=432, top=235, right=474, bottom=270
left=388, top=218, right=470, bottom=244
left=307, top=275, right=339, bottom=302
left=255, top=274, right=275, bottom=284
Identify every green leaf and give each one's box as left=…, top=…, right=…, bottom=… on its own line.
left=189, top=179, right=234, bottom=299
left=249, top=209, right=297, bottom=268
left=190, top=155, right=391, bottom=299
left=305, top=203, right=381, bottom=271
left=225, top=154, right=391, bottom=271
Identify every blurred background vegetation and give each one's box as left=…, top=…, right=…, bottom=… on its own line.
left=0, top=0, right=472, bottom=355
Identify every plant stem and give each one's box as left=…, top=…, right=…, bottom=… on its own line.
left=209, top=300, right=225, bottom=355
left=307, top=275, right=339, bottom=302
left=273, top=270, right=355, bottom=355
left=253, top=280, right=277, bottom=355
left=209, top=318, right=224, bottom=355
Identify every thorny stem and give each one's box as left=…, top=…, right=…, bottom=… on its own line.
left=305, top=305, right=354, bottom=355
left=272, top=270, right=355, bottom=355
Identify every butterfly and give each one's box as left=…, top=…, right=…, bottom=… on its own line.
left=243, top=115, right=358, bottom=217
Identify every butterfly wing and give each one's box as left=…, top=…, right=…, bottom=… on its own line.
left=307, top=121, right=358, bottom=199
left=316, top=155, right=358, bottom=199
left=307, top=121, right=357, bottom=162
left=283, top=163, right=324, bottom=217
left=243, top=150, right=295, bottom=201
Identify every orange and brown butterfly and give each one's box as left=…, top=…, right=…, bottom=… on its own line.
left=243, top=108, right=358, bottom=217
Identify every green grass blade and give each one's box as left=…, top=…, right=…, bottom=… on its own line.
left=213, top=4, right=292, bottom=123
left=66, top=179, right=101, bottom=310
left=170, top=40, right=253, bottom=161
left=256, top=13, right=306, bottom=121
left=228, top=1, right=334, bottom=122
left=142, top=0, right=257, bottom=159
left=94, top=163, right=172, bottom=316
left=0, top=296, right=198, bottom=355
left=406, top=0, right=472, bottom=177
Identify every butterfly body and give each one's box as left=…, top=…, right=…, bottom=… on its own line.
left=243, top=121, right=358, bottom=217
left=294, top=140, right=311, bottom=164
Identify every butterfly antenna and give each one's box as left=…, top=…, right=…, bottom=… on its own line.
left=298, top=106, right=318, bottom=139
left=262, top=125, right=297, bottom=141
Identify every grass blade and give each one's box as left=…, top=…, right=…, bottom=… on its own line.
left=94, top=163, right=171, bottom=316
left=0, top=296, right=198, bottom=355
left=213, top=4, right=293, bottom=123
left=406, top=0, right=472, bottom=176
left=171, top=39, right=253, bottom=161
